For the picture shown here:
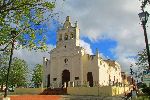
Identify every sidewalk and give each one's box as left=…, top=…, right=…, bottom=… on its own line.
left=0, top=95, right=124, bottom=100
left=60, top=95, right=123, bottom=100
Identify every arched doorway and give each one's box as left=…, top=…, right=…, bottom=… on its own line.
left=87, top=72, right=93, bottom=87
left=62, top=70, right=70, bottom=87
left=47, top=74, right=50, bottom=88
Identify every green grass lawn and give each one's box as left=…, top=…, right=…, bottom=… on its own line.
left=0, top=92, right=3, bottom=96
left=137, top=96, right=150, bottom=100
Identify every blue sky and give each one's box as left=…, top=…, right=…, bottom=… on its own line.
left=45, top=20, right=58, bottom=45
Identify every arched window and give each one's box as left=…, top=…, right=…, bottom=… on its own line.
left=70, top=33, right=74, bottom=39
left=64, top=34, right=68, bottom=40
left=64, top=58, right=68, bottom=63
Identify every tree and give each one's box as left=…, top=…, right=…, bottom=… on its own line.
left=9, top=57, right=28, bottom=89
left=141, top=83, right=150, bottom=96
left=0, top=51, right=10, bottom=91
left=0, top=65, right=7, bottom=91
left=0, top=0, right=57, bottom=51
left=31, top=64, right=43, bottom=88
left=135, top=48, right=150, bottom=81
left=136, top=49, right=148, bottom=69
left=0, top=56, right=28, bottom=91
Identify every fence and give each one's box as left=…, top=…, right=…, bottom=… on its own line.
left=51, top=81, right=127, bottom=88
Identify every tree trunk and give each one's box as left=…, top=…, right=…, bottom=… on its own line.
left=1, top=82, right=3, bottom=91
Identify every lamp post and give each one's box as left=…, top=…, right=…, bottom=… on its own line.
left=4, top=30, right=16, bottom=98
left=138, top=11, right=150, bottom=70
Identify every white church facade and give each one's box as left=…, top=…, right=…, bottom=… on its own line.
left=43, top=16, right=122, bottom=88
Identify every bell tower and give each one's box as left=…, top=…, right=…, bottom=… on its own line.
left=56, top=16, right=80, bottom=48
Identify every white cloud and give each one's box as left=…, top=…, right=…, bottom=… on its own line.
left=53, top=0, right=150, bottom=72
left=80, top=39, right=93, bottom=55
left=13, top=45, right=55, bottom=69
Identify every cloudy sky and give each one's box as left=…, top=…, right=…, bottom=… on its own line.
left=14, top=0, right=150, bottom=72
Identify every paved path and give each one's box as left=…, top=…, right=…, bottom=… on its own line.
left=1, top=95, right=61, bottom=100
left=60, top=95, right=123, bottom=100
left=0, top=95, right=124, bottom=100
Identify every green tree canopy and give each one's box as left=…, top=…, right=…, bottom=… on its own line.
left=0, top=51, right=10, bottom=90
left=31, top=64, right=43, bottom=88
left=9, top=57, right=28, bottom=87
left=136, top=49, right=148, bottom=69
left=0, top=56, right=28, bottom=90
left=0, top=0, right=57, bottom=50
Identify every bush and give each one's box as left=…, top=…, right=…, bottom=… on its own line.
left=141, top=83, right=150, bottom=96
left=142, top=87, right=150, bottom=96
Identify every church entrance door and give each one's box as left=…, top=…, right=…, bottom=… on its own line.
left=87, top=72, right=93, bottom=87
left=47, top=74, right=50, bottom=88
left=62, top=70, right=70, bottom=87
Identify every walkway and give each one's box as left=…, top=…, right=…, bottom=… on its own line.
left=0, top=95, right=123, bottom=100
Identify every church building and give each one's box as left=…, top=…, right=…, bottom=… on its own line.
left=43, top=16, right=122, bottom=88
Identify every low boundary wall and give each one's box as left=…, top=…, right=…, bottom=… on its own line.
left=67, top=86, right=129, bottom=96
left=14, top=88, right=44, bottom=94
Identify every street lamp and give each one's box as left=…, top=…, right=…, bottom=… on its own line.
left=138, top=11, right=149, bottom=24
left=138, top=11, right=150, bottom=70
